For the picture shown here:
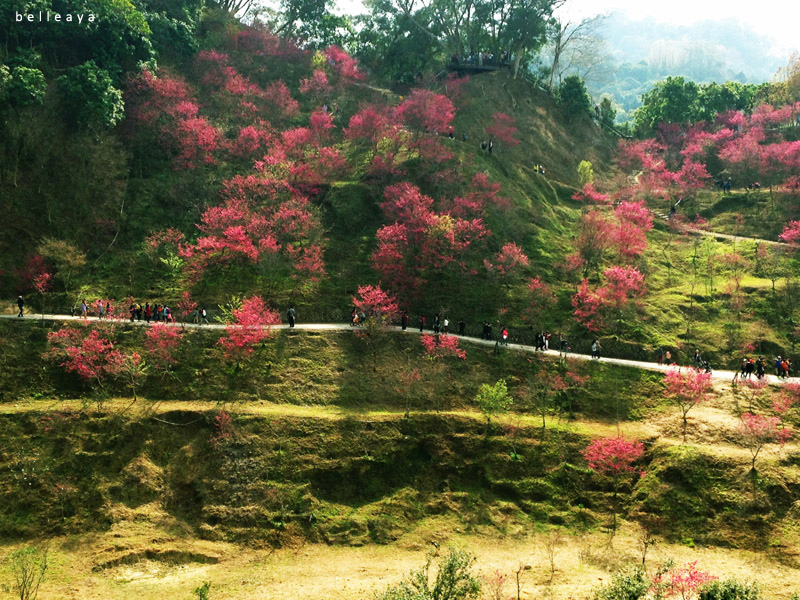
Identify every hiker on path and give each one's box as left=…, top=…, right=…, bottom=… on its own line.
left=17, top=295, right=24, bottom=317
left=458, top=319, right=465, bottom=336
left=693, top=349, right=702, bottom=368
left=433, top=313, right=440, bottom=334
left=201, top=306, right=209, bottom=325
left=401, top=312, right=409, bottom=331
left=287, top=306, right=296, bottom=328
left=419, top=315, right=426, bottom=332
left=591, top=339, right=602, bottom=359
left=501, top=327, right=509, bottom=345
left=81, top=299, right=88, bottom=318
left=443, top=317, right=449, bottom=333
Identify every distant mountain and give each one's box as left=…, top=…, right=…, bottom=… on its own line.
left=588, top=13, right=788, bottom=121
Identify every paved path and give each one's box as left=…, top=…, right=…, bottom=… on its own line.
left=3, top=313, right=794, bottom=386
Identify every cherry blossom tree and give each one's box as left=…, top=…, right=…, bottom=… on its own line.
left=651, top=562, right=717, bottom=600
left=664, top=369, right=714, bottom=442
left=485, top=113, right=520, bottom=149
left=217, top=296, right=281, bottom=361
left=484, top=242, right=530, bottom=287
left=145, top=323, right=184, bottom=370
left=373, top=182, right=488, bottom=303
left=420, top=334, right=466, bottom=360
left=740, top=412, right=791, bottom=470
left=352, top=285, right=400, bottom=371
left=395, top=89, right=455, bottom=135
left=584, top=436, right=645, bottom=530
left=572, top=266, right=646, bottom=332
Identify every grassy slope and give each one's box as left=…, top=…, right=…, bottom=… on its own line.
left=1, top=322, right=799, bottom=558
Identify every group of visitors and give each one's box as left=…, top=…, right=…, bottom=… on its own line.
left=449, top=50, right=511, bottom=67
left=534, top=331, right=551, bottom=351
left=66, top=298, right=210, bottom=325
left=692, top=349, right=712, bottom=373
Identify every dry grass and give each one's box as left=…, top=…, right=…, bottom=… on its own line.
left=2, top=520, right=799, bottom=600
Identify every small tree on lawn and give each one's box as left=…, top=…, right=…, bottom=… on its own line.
left=352, top=284, right=399, bottom=371
left=664, top=369, right=714, bottom=443
left=9, top=545, right=48, bottom=600
left=108, top=352, right=148, bottom=405
left=475, top=379, right=513, bottom=433
left=584, top=436, right=645, bottom=531
left=651, top=561, right=717, bottom=600
left=740, top=412, right=791, bottom=471
left=419, top=333, right=466, bottom=411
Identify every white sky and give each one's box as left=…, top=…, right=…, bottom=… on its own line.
left=333, top=0, right=799, bottom=56
left=555, top=0, right=800, bottom=55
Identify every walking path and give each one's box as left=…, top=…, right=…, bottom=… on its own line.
left=3, top=313, right=794, bottom=386
left=651, top=210, right=788, bottom=247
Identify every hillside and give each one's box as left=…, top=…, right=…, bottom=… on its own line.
left=3, top=3, right=800, bottom=600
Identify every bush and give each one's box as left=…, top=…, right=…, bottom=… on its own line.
left=698, top=579, right=761, bottom=600
left=592, top=567, right=649, bottom=600
left=475, top=379, right=513, bottom=423
left=8, top=546, right=48, bottom=600
left=375, top=547, right=481, bottom=600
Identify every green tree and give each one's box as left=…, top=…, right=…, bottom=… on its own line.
left=475, top=379, right=513, bottom=426
left=577, top=160, right=594, bottom=185
left=557, top=74, right=591, bottom=121
left=599, top=96, right=616, bottom=127
left=57, top=61, right=124, bottom=129
left=6, top=67, right=47, bottom=108
left=634, top=76, right=698, bottom=134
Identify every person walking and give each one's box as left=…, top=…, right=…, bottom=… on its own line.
left=657, top=346, right=664, bottom=365
left=201, top=306, right=209, bottom=325
left=591, top=339, right=601, bottom=359
left=419, top=315, right=426, bottom=332
left=17, top=295, right=24, bottom=317
left=287, top=306, right=296, bottom=328
left=443, top=317, right=449, bottom=333
left=401, top=312, right=409, bottom=331
left=81, top=299, right=88, bottom=319
left=433, top=313, right=440, bottom=334
left=501, top=327, right=509, bottom=345
left=458, top=319, right=465, bottom=336
left=145, top=303, right=152, bottom=323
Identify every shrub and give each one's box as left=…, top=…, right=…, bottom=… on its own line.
left=8, top=546, right=48, bottom=600
left=593, top=567, right=649, bottom=600
left=375, top=547, right=481, bottom=600
left=698, top=579, right=761, bottom=600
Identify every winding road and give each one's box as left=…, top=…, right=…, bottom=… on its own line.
left=3, top=313, right=794, bottom=386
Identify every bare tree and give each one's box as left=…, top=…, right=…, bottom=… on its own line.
left=545, top=15, right=609, bottom=92
left=10, top=546, right=48, bottom=600
left=208, top=0, right=255, bottom=18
